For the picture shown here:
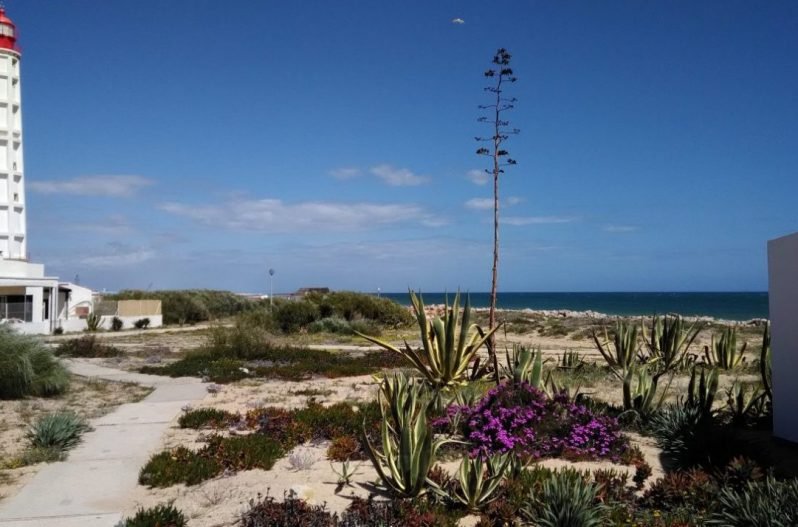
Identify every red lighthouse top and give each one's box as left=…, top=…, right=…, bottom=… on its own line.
left=0, top=8, right=18, bottom=53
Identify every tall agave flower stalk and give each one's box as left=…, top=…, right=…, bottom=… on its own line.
left=642, top=315, right=701, bottom=373
left=363, top=374, right=444, bottom=498
left=357, top=291, right=499, bottom=392
left=704, top=327, right=747, bottom=370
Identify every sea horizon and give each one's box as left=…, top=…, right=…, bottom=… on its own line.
left=378, top=291, right=769, bottom=321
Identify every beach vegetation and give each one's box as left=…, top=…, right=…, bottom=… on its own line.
left=111, top=316, right=124, bottom=331
left=85, top=312, right=102, bottom=332
left=133, top=317, right=151, bottom=329
left=27, top=410, right=90, bottom=451
left=108, top=289, right=250, bottom=325
left=0, top=327, right=70, bottom=399
left=124, top=503, right=187, bottom=527
left=357, top=291, right=498, bottom=394
left=703, top=326, right=747, bottom=369
left=55, top=335, right=122, bottom=358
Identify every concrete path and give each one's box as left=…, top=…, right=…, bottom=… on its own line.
left=0, top=361, right=208, bottom=527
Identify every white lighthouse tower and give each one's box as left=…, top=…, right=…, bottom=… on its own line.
left=0, top=7, right=24, bottom=259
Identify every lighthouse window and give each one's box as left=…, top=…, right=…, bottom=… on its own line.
left=0, top=26, right=13, bottom=38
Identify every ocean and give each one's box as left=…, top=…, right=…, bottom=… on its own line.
left=380, top=292, right=769, bottom=321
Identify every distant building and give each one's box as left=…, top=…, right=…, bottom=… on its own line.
left=293, top=287, right=331, bottom=297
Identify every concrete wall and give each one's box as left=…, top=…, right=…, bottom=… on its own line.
left=768, top=231, right=798, bottom=443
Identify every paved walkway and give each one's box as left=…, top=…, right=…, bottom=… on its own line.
left=0, top=361, right=208, bottom=527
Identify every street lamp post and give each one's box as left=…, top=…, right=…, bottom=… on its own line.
left=268, top=268, right=275, bottom=311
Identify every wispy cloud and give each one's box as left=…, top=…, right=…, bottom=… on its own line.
left=369, top=164, right=428, bottom=186
left=603, top=225, right=639, bottom=233
left=330, top=164, right=429, bottom=186
left=465, top=196, right=524, bottom=210
left=160, top=197, right=444, bottom=232
left=466, top=169, right=490, bottom=186
left=501, top=216, right=578, bottom=226
left=329, top=167, right=362, bottom=180
left=77, top=243, right=156, bottom=268
left=71, top=215, right=133, bottom=236
left=29, top=175, right=154, bottom=197
left=465, top=198, right=494, bottom=210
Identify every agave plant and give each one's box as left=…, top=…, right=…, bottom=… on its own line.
left=502, top=345, right=543, bottom=387
left=85, top=312, right=102, bottom=332
left=642, top=315, right=701, bottom=373
left=592, top=320, right=640, bottom=371
left=454, top=454, right=510, bottom=512
left=363, top=374, right=444, bottom=498
left=558, top=350, right=584, bottom=370
left=686, top=365, right=719, bottom=419
left=522, top=468, right=606, bottom=527
left=703, top=327, right=747, bottom=370
left=357, top=291, right=499, bottom=391
left=760, top=322, right=772, bottom=404
left=726, top=381, right=766, bottom=425
left=623, top=363, right=670, bottom=418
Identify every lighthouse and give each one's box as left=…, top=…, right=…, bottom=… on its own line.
left=0, top=7, right=24, bottom=259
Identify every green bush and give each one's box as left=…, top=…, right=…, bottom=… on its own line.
left=55, top=336, right=121, bottom=358
left=178, top=408, right=238, bottom=429
left=0, top=328, right=69, bottom=399
left=134, top=318, right=151, bottom=329
left=138, top=447, right=221, bottom=487
left=308, top=317, right=353, bottom=335
left=273, top=301, right=320, bottom=333
left=111, top=316, right=124, bottom=331
left=708, top=476, right=798, bottom=526
left=204, top=323, right=272, bottom=360
left=27, top=411, right=90, bottom=451
left=139, top=434, right=284, bottom=488
left=109, top=289, right=251, bottom=325
left=124, top=503, right=187, bottom=527
left=306, top=291, right=412, bottom=327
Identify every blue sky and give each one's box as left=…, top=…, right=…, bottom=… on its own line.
left=9, top=1, right=797, bottom=293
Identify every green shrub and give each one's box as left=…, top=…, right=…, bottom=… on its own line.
left=111, top=316, right=124, bottom=331
left=27, top=411, right=90, bottom=451
left=134, top=318, right=151, bottom=329
left=0, top=328, right=69, bottom=399
left=139, top=435, right=284, bottom=488
left=124, top=503, right=187, bottom=527
left=708, top=476, right=798, bottom=526
left=178, top=408, right=238, bottom=429
left=138, top=447, right=221, bottom=487
left=16, top=446, right=64, bottom=465
left=109, top=289, right=251, bottom=325
left=55, top=336, right=122, bottom=358
left=273, top=301, right=320, bottom=333
left=306, top=291, right=413, bottom=327
left=308, top=317, right=353, bottom=335
left=204, top=323, right=272, bottom=360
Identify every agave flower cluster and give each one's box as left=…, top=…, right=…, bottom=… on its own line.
left=450, top=382, right=627, bottom=460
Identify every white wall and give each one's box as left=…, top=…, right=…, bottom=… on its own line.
left=99, top=314, right=163, bottom=331
left=768, top=231, right=798, bottom=443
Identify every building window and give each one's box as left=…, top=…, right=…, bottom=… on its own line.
left=0, top=294, right=32, bottom=322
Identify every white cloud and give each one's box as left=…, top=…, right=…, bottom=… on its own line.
left=29, top=175, right=153, bottom=197
left=78, top=243, right=156, bottom=268
left=71, top=215, right=133, bottom=236
left=369, top=164, right=427, bottom=186
left=467, top=169, right=490, bottom=186
left=501, top=216, right=578, bottom=226
left=465, top=196, right=523, bottom=210
left=603, top=225, right=639, bottom=233
left=465, top=198, right=494, bottom=210
left=329, top=167, right=362, bottom=180
left=160, top=198, right=443, bottom=232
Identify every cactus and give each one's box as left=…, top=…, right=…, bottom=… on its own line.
left=558, top=349, right=584, bottom=370
left=454, top=454, right=510, bottom=512
left=357, top=291, right=499, bottom=391
left=624, top=363, right=670, bottom=417
left=642, top=315, right=701, bottom=373
left=704, top=327, right=747, bottom=370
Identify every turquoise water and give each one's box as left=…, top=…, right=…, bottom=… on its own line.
left=380, top=292, right=769, bottom=321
